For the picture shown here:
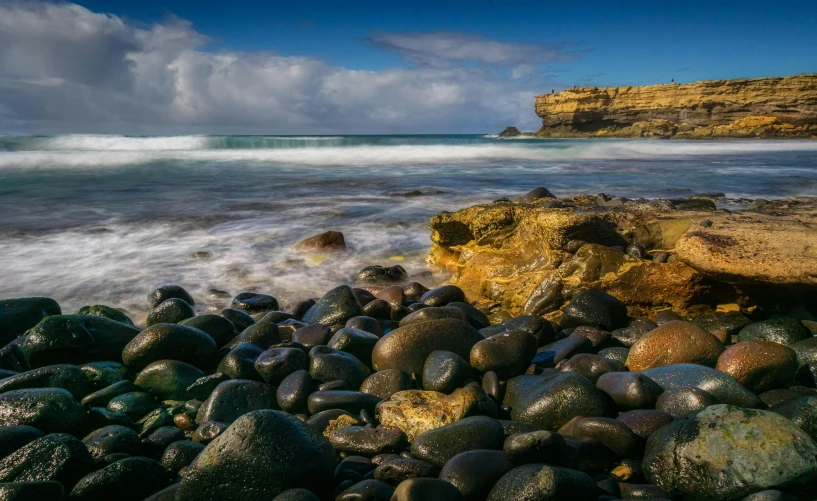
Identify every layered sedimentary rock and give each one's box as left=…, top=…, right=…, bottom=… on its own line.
left=428, top=194, right=817, bottom=321
left=533, top=74, right=817, bottom=138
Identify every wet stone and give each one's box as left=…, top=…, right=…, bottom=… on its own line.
left=423, top=350, right=473, bottom=394
left=146, top=298, right=195, bottom=327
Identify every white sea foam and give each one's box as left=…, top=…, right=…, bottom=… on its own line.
left=2, top=139, right=817, bottom=169
left=39, top=134, right=210, bottom=151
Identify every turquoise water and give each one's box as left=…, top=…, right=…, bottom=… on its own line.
left=1, top=134, right=816, bottom=318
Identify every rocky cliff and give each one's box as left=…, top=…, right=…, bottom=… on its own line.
left=533, top=74, right=817, bottom=138
left=428, top=191, right=817, bottom=323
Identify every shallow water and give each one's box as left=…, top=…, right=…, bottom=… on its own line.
left=1, top=134, right=816, bottom=318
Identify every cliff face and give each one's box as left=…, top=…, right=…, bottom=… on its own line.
left=534, top=74, right=817, bottom=138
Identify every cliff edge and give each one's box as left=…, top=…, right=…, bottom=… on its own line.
left=534, top=74, right=817, bottom=138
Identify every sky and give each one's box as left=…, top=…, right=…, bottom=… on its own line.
left=1, top=0, right=815, bottom=134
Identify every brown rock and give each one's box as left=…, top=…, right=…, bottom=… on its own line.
left=716, top=340, right=798, bottom=393
left=626, top=320, right=724, bottom=371
left=293, top=231, right=346, bottom=253
left=375, top=386, right=495, bottom=442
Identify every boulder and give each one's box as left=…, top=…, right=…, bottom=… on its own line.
left=644, top=405, right=817, bottom=500
left=176, top=410, right=336, bottom=500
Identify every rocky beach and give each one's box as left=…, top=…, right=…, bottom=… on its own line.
left=1, top=184, right=817, bottom=500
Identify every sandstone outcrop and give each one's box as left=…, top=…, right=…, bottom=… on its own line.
left=428, top=194, right=817, bottom=320
left=533, top=74, right=817, bottom=138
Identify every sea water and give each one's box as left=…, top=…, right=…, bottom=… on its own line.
left=1, top=134, right=816, bottom=319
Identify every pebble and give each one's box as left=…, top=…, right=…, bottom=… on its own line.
left=471, top=331, right=538, bottom=379
left=423, top=350, right=473, bottom=393
left=122, top=323, right=216, bottom=371
left=626, top=320, right=724, bottom=371
left=716, top=340, right=798, bottom=392
left=439, top=449, right=514, bottom=501
left=410, top=416, right=504, bottom=467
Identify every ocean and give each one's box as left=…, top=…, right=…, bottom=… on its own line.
left=1, top=134, right=816, bottom=320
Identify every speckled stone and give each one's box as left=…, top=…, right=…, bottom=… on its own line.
left=716, top=340, right=798, bottom=393
left=626, top=321, right=724, bottom=371
left=644, top=405, right=817, bottom=501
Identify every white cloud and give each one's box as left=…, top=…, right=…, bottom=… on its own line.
left=0, top=2, right=574, bottom=133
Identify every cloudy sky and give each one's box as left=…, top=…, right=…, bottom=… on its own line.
left=1, top=0, right=815, bottom=134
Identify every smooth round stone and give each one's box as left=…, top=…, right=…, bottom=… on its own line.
left=328, top=426, right=408, bottom=455
left=142, top=484, right=180, bottom=501
left=759, top=388, right=808, bottom=408
left=482, top=371, right=503, bottom=402
left=568, top=326, right=613, bottom=349
left=217, top=342, right=264, bottom=380
left=0, top=364, right=90, bottom=399
left=374, top=285, right=405, bottom=306
left=177, top=410, right=336, bottom=500
left=181, top=314, right=236, bottom=347
left=20, top=315, right=140, bottom=368
left=656, top=387, right=720, bottom=417
left=483, top=316, right=555, bottom=347
left=420, top=286, right=466, bottom=307
left=87, top=407, right=135, bottom=430
left=286, top=300, right=316, bottom=321
left=626, top=321, right=724, bottom=371
left=186, top=372, right=230, bottom=401
left=356, top=265, right=408, bottom=285
left=307, top=391, right=381, bottom=415
left=80, top=361, right=129, bottom=390
left=390, top=304, right=411, bottom=322
left=229, top=316, right=282, bottom=350
left=471, top=331, right=538, bottom=380
left=70, top=456, right=169, bottom=501
left=595, top=372, right=663, bottom=410
left=273, top=488, right=322, bottom=501
left=644, top=405, right=817, bottom=500
left=558, top=353, right=623, bottom=384
left=741, top=490, right=800, bottom=501
left=148, top=285, right=195, bottom=309
left=276, top=369, right=312, bottom=412
left=0, top=433, right=94, bottom=488
left=309, top=346, right=371, bottom=390
left=231, top=292, right=279, bottom=314
left=255, top=347, right=307, bottom=385
left=618, top=483, right=670, bottom=500
left=559, top=417, right=640, bottom=458
left=694, top=311, right=751, bottom=338
left=192, top=421, right=230, bottom=445
left=161, top=440, right=205, bottom=473
left=142, top=425, right=185, bottom=456
left=597, top=347, right=629, bottom=365
left=82, top=425, right=140, bottom=461
left=486, top=464, right=598, bottom=501
left=135, top=360, right=205, bottom=400
left=328, top=328, right=380, bottom=367
left=81, top=380, right=137, bottom=408
left=771, top=396, right=817, bottom=440
left=0, top=481, right=66, bottom=500
left=391, top=478, right=464, bottom=501
left=653, top=310, right=683, bottom=325
left=399, top=306, right=466, bottom=327
left=446, top=302, right=491, bottom=330
left=345, top=316, right=384, bottom=337
left=197, top=380, right=278, bottom=424
left=302, top=286, right=364, bottom=326
left=641, top=363, right=761, bottom=408
left=0, top=425, right=44, bottom=459
left=791, top=337, right=817, bottom=385
left=439, top=449, right=514, bottom=501
left=503, top=430, right=565, bottom=465
left=360, top=370, right=413, bottom=399
left=410, top=416, right=504, bottom=467
left=739, top=317, right=811, bottom=346
left=146, top=298, right=195, bottom=327
left=220, top=308, right=255, bottom=332
left=334, top=455, right=375, bottom=483
left=291, top=324, right=332, bottom=350
left=503, top=373, right=609, bottom=431
left=536, top=336, right=593, bottom=366
left=521, top=272, right=563, bottom=317
left=362, top=300, right=392, bottom=320
left=336, top=479, right=394, bottom=501
left=0, top=296, right=62, bottom=346
left=0, top=388, right=88, bottom=435
left=611, top=318, right=658, bottom=347
left=716, top=340, right=798, bottom=393
left=122, top=324, right=216, bottom=371
left=403, top=282, right=429, bottom=300
left=560, top=290, right=628, bottom=331
left=372, top=319, right=484, bottom=375
left=423, top=350, right=472, bottom=394
left=373, top=457, right=439, bottom=486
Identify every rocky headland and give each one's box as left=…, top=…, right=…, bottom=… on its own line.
left=505, top=74, right=817, bottom=138
left=1, top=191, right=817, bottom=500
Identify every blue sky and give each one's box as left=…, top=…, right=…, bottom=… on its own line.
left=1, top=0, right=815, bottom=133
left=74, top=0, right=817, bottom=86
